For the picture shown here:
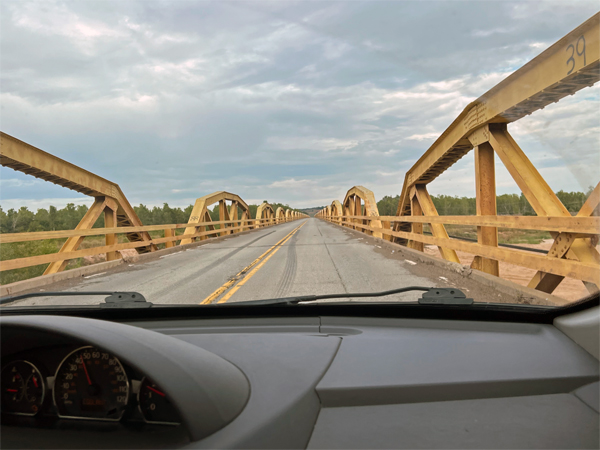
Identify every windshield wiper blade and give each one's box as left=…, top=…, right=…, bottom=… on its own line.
left=0, top=291, right=151, bottom=308
left=0, top=287, right=472, bottom=308
left=227, top=287, right=473, bottom=306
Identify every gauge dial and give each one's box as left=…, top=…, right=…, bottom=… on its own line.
left=53, top=346, right=129, bottom=421
left=138, top=377, right=180, bottom=425
left=1, top=360, right=45, bottom=416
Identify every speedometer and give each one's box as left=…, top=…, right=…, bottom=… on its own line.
left=53, top=346, right=129, bottom=421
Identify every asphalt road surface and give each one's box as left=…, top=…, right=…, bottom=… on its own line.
left=5, top=218, right=513, bottom=307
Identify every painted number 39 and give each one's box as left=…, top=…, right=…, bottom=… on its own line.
left=566, top=35, right=586, bottom=75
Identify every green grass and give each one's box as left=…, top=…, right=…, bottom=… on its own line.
left=498, top=229, right=551, bottom=244
left=1, top=239, right=63, bottom=285
left=0, top=228, right=206, bottom=285
left=424, top=224, right=551, bottom=245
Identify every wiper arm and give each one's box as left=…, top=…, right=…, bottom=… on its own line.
left=0, top=287, right=471, bottom=308
left=228, top=287, right=473, bottom=306
left=0, top=291, right=151, bottom=308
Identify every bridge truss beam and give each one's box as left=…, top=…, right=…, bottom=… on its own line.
left=180, top=191, right=251, bottom=245
left=391, top=13, right=600, bottom=295
left=319, top=14, right=600, bottom=296
left=0, top=134, right=307, bottom=277
left=0, top=132, right=156, bottom=275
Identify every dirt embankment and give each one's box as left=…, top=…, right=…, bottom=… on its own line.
left=424, top=239, right=593, bottom=302
left=83, top=249, right=139, bottom=265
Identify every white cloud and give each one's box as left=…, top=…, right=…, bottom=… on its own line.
left=406, top=133, right=439, bottom=142
left=0, top=197, right=93, bottom=211
left=471, top=27, right=513, bottom=38
left=1, top=1, right=598, bottom=211
left=1, top=178, right=38, bottom=188
left=266, top=136, right=359, bottom=153
left=268, top=178, right=317, bottom=189
left=12, top=2, right=122, bottom=40
left=529, top=42, right=547, bottom=49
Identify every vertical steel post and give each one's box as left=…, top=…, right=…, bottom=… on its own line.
left=408, top=193, right=424, bottom=252
left=474, top=143, right=499, bottom=275
left=164, top=228, right=174, bottom=248
left=104, top=203, right=118, bottom=261
left=354, top=196, right=362, bottom=232
left=230, top=201, right=238, bottom=234
left=219, top=200, right=228, bottom=236
left=346, top=200, right=354, bottom=229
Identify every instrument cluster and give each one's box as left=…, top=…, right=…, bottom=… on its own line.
left=1, top=344, right=180, bottom=426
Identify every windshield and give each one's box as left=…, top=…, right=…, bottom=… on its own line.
left=1, top=1, right=599, bottom=309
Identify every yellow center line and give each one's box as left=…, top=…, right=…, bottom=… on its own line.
left=200, top=221, right=306, bottom=304
left=217, top=221, right=306, bottom=304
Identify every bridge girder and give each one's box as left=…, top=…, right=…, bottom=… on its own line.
left=0, top=132, right=156, bottom=274
left=319, top=14, right=600, bottom=296
left=329, top=200, right=343, bottom=224
left=396, top=13, right=600, bottom=217
left=256, top=202, right=275, bottom=228
left=342, top=186, right=383, bottom=239
left=180, top=191, right=251, bottom=245
left=0, top=134, right=306, bottom=278
left=389, top=13, right=600, bottom=294
left=275, top=207, right=287, bottom=223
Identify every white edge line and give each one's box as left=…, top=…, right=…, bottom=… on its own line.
left=84, top=272, right=106, bottom=279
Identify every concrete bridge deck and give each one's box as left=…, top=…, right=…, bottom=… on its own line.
left=5, top=219, right=545, bottom=307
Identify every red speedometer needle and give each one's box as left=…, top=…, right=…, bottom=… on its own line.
left=6, top=389, right=17, bottom=393
left=147, top=385, right=166, bottom=397
left=80, top=355, right=92, bottom=385
left=32, top=376, right=39, bottom=388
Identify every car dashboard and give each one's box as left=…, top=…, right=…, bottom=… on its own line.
left=1, top=341, right=181, bottom=425
left=1, top=304, right=599, bottom=449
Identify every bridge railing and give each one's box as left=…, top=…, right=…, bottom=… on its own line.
left=0, top=214, right=306, bottom=273
left=317, top=13, right=600, bottom=296
left=0, top=131, right=307, bottom=280
left=317, top=200, right=600, bottom=288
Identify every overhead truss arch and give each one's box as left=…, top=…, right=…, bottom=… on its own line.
left=180, top=191, right=251, bottom=245
left=256, top=202, right=275, bottom=228
left=330, top=200, right=343, bottom=224
left=342, top=186, right=383, bottom=239
left=275, top=207, right=286, bottom=223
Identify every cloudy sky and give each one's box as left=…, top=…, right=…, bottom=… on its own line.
left=1, top=1, right=599, bottom=211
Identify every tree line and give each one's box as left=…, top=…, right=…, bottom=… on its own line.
left=0, top=201, right=300, bottom=234
left=376, top=187, right=594, bottom=216
left=0, top=187, right=593, bottom=233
